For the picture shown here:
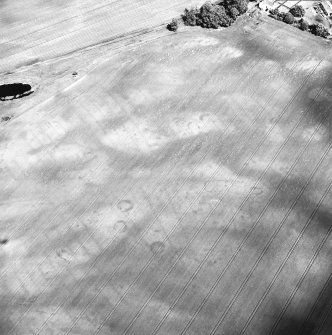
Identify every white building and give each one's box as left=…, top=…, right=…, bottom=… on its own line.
left=258, top=0, right=277, bottom=11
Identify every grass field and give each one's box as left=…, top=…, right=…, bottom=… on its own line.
left=0, top=2, right=332, bottom=335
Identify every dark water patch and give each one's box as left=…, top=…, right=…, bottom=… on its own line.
left=0, top=83, right=33, bottom=101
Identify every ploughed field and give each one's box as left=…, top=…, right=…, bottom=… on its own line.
left=0, top=4, right=332, bottom=335
left=0, top=0, right=208, bottom=72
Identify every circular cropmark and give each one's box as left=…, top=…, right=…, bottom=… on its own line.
left=117, top=200, right=134, bottom=212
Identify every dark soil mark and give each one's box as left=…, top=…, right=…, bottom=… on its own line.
left=0, top=83, right=33, bottom=101
left=1, top=116, right=12, bottom=122
left=0, top=238, right=8, bottom=245
left=117, top=200, right=134, bottom=212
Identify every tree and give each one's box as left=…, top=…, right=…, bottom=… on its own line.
left=299, top=19, right=309, bottom=31
left=182, top=7, right=200, bottom=26
left=310, top=23, right=329, bottom=38
left=269, top=8, right=279, bottom=17
left=224, top=0, right=248, bottom=14
left=289, top=5, right=305, bottom=17
left=199, top=2, right=233, bottom=28
left=229, top=7, right=240, bottom=19
left=283, top=12, right=295, bottom=24
left=269, top=8, right=285, bottom=21
left=167, top=18, right=178, bottom=31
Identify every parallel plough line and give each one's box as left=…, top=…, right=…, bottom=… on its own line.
left=1, top=31, right=286, bottom=274
left=122, top=66, right=329, bottom=335
left=3, top=34, right=254, bottom=286
left=7, top=41, right=269, bottom=331
left=179, top=80, right=330, bottom=335
left=240, top=182, right=332, bottom=335
left=296, top=272, right=332, bottom=335
left=5, top=0, right=213, bottom=69
left=57, top=59, right=321, bottom=335
left=268, top=186, right=332, bottom=335
left=1, top=0, right=172, bottom=66
left=33, top=52, right=283, bottom=335
left=314, top=297, right=332, bottom=335
left=208, top=140, right=332, bottom=335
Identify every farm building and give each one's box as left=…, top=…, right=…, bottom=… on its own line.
left=258, top=0, right=277, bottom=11
left=321, top=1, right=332, bottom=15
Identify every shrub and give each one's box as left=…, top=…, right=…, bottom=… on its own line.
left=289, top=5, right=305, bottom=17
left=269, top=8, right=279, bottom=18
left=269, top=8, right=285, bottom=21
left=182, top=7, right=200, bottom=26
left=310, top=23, right=329, bottom=37
left=299, top=19, right=309, bottom=31
left=167, top=18, right=178, bottom=31
left=283, top=12, right=295, bottom=24
left=199, top=2, right=233, bottom=28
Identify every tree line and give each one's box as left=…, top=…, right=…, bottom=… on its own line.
left=167, top=0, right=249, bottom=31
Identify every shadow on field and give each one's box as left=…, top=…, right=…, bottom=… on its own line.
left=299, top=69, right=332, bottom=142
left=0, top=296, right=19, bottom=334
left=249, top=172, right=332, bottom=334
left=270, top=272, right=332, bottom=335
left=0, top=319, right=15, bottom=334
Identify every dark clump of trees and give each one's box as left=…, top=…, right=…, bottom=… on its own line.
left=180, top=0, right=248, bottom=30
left=167, top=18, right=179, bottom=31
left=269, top=6, right=330, bottom=39
left=182, top=8, right=200, bottom=26
left=229, top=7, right=240, bottom=19
left=269, top=8, right=286, bottom=21
left=310, top=23, right=329, bottom=37
left=299, top=18, right=309, bottom=31
left=289, top=5, right=305, bottom=18
left=199, top=2, right=233, bottom=28
left=283, top=12, right=295, bottom=24
left=224, top=0, right=248, bottom=15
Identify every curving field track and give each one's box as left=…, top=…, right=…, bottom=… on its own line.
left=0, top=2, right=332, bottom=335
